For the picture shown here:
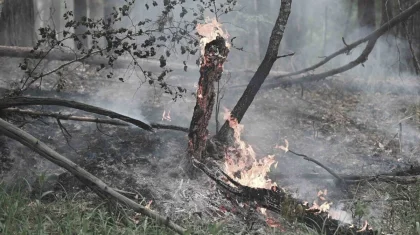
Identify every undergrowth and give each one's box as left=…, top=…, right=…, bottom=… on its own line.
left=0, top=181, right=321, bottom=235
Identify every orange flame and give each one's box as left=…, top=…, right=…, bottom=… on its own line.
left=162, top=110, right=171, bottom=122
left=196, top=17, right=230, bottom=56
left=223, top=108, right=277, bottom=190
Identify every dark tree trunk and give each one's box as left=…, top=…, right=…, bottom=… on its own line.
left=74, top=0, right=88, bottom=49
left=186, top=37, right=229, bottom=177
left=358, top=0, right=376, bottom=29
left=215, top=0, right=292, bottom=143
left=0, top=0, right=35, bottom=46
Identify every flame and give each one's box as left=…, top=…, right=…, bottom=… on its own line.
left=223, top=108, right=280, bottom=227
left=196, top=17, right=230, bottom=57
left=162, top=110, right=171, bottom=122
left=223, top=108, right=277, bottom=190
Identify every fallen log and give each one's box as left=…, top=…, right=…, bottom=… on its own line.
left=194, top=159, right=380, bottom=235
left=0, top=118, right=186, bottom=234
left=0, top=97, right=153, bottom=131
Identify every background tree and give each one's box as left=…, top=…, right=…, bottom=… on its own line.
left=0, top=0, right=35, bottom=46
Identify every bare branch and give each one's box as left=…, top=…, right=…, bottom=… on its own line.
left=0, top=97, right=153, bottom=131
left=0, top=118, right=186, bottom=234
left=276, top=52, right=295, bottom=59
left=274, top=1, right=420, bottom=79
left=266, top=36, right=379, bottom=88
left=2, top=107, right=189, bottom=133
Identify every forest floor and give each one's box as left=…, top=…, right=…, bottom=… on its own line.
left=1, top=58, right=420, bottom=234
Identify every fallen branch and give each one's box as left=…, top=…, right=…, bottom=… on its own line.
left=0, top=97, right=153, bottom=131
left=193, top=159, right=377, bottom=235
left=0, top=118, right=186, bottom=234
left=2, top=108, right=189, bottom=133
left=274, top=1, right=420, bottom=79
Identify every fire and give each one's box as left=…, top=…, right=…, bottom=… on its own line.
left=162, top=110, right=171, bottom=122
left=222, top=109, right=280, bottom=226
left=196, top=17, right=230, bottom=57
left=223, top=108, right=277, bottom=190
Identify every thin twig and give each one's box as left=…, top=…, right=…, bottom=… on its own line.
left=287, top=149, right=345, bottom=183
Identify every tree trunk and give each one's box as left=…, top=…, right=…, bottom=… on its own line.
left=0, top=0, right=35, bottom=46
left=358, top=0, right=376, bottom=29
left=215, top=0, right=292, bottom=143
left=186, top=37, right=229, bottom=177
left=74, top=0, right=88, bottom=49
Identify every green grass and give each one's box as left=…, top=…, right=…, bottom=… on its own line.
left=0, top=180, right=323, bottom=235
left=0, top=182, right=181, bottom=235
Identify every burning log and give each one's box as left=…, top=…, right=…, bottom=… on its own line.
left=186, top=19, right=230, bottom=176
left=193, top=159, right=380, bottom=235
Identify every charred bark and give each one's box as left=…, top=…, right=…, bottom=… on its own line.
left=186, top=36, right=229, bottom=177
left=194, top=159, right=379, bottom=235
left=215, top=0, right=292, bottom=143
left=0, top=0, right=35, bottom=46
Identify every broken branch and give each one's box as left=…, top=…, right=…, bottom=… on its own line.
left=0, top=118, right=186, bottom=234
left=276, top=52, right=295, bottom=59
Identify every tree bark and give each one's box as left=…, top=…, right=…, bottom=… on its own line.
left=186, top=36, right=229, bottom=177
left=0, top=0, right=35, bottom=46
left=215, top=0, right=292, bottom=143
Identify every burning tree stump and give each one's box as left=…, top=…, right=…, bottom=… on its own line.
left=186, top=36, right=229, bottom=177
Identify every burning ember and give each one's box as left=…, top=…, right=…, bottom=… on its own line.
left=162, top=110, right=171, bottom=122
left=196, top=18, right=230, bottom=57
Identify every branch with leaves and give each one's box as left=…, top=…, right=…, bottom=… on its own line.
left=14, top=0, right=238, bottom=99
